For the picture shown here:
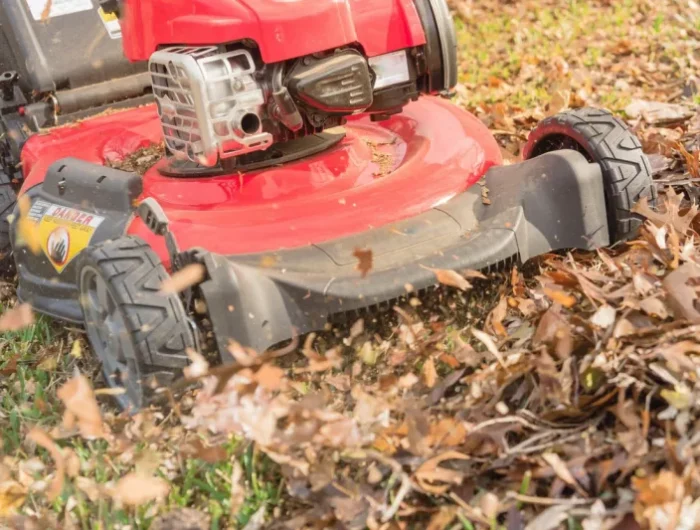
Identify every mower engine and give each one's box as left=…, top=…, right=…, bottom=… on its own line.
left=114, top=0, right=458, bottom=168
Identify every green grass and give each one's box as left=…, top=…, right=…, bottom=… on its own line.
left=0, top=309, right=282, bottom=529
left=455, top=0, right=698, bottom=113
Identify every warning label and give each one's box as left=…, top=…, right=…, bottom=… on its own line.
left=98, top=6, right=121, bottom=39
left=26, top=0, right=94, bottom=21
left=28, top=200, right=105, bottom=274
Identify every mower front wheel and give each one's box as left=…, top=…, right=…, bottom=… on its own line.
left=522, top=107, right=656, bottom=243
left=76, top=236, right=194, bottom=410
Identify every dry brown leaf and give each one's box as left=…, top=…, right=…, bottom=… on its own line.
left=422, top=357, right=438, bottom=388
left=113, top=472, right=170, bottom=506
left=543, top=287, right=577, bottom=308
left=678, top=142, right=700, bottom=178
left=625, top=100, right=693, bottom=126
left=546, top=85, right=571, bottom=116
left=590, top=304, right=616, bottom=328
left=93, top=387, right=126, bottom=397
left=27, top=428, right=65, bottom=501
left=0, top=303, right=34, bottom=332
left=353, top=248, right=373, bottom=278
left=479, top=492, right=500, bottom=520
left=427, top=506, right=459, bottom=530
left=0, top=481, right=27, bottom=517
left=462, top=269, right=488, bottom=280
left=415, top=451, right=469, bottom=494
left=41, top=0, right=52, bottom=21
left=425, top=267, right=472, bottom=291
left=181, top=439, right=228, bottom=464
left=471, top=328, right=506, bottom=368
left=150, top=509, right=210, bottom=530
left=160, top=263, right=206, bottom=294
left=349, top=318, right=364, bottom=341
left=632, top=470, right=685, bottom=529
left=639, top=297, right=669, bottom=319
left=184, top=348, right=210, bottom=379
left=542, top=453, right=584, bottom=495
left=633, top=191, right=698, bottom=236
left=254, top=364, right=284, bottom=391
left=230, top=461, right=246, bottom=518
left=533, top=304, right=573, bottom=359
left=259, top=255, right=277, bottom=268
left=0, top=355, right=18, bottom=376
left=36, top=351, right=61, bottom=372
left=427, top=418, right=467, bottom=448
left=486, top=295, right=508, bottom=336
left=56, top=375, right=104, bottom=438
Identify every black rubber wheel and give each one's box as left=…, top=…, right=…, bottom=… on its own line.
left=76, top=236, right=194, bottom=410
left=0, top=173, right=17, bottom=274
left=522, top=107, right=657, bottom=243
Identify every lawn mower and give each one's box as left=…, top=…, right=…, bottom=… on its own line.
left=0, top=0, right=655, bottom=409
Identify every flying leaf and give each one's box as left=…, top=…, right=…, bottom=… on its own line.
left=184, top=348, right=209, bottom=379
left=70, top=340, right=83, bottom=359
left=462, top=269, right=488, bottom=280
left=56, top=374, right=104, bottom=439
left=590, top=305, right=616, bottom=329
left=543, top=287, right=577, bottom=308
left=471, top=328, right=506, bottom=368
left=425, top=267, right=472, bottom=291
left=113, top=472, right=170, bottom=506
left=353, top=248, right=373, bottom=278
left=0, top=303, right=34, bottom=332
left=160, top=263, right=206, bottom=294
left=27, top=428, right=65, bottom=501
left=254, top=364, right=284, bottom=391
left=40, top=0, right=52, bottom=21
left=0, top=481, right=26, bottom=516
left=422, top=357, right=438, bottom=388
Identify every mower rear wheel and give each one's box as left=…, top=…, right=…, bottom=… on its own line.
left=0, top=173, right=17, bottom=274
left=522, top=107, right=656, bottom=243
left=76, top=236, right=193, bottom=410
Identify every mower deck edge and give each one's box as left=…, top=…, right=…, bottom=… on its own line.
left=197, top=150, right=609, bottom=357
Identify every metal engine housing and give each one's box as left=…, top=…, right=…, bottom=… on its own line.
left=149, top=47, right=272, bottom=167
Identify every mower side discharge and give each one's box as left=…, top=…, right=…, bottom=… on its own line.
left=197, top=150, right=608, bottom=356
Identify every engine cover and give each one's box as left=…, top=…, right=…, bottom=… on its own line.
left=149, top=46, right=273, bottom=167
left=288, top=50, right=373, bottom=113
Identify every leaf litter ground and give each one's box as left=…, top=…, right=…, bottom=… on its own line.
left=3, top=0, right=700, bottom=528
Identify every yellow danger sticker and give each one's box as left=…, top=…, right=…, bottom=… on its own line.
left=98, top=6, right=122, bottom=39
left=29, top=200, right=105, bottom=273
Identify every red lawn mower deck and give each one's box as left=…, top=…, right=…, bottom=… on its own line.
left=0, top=0, right=656, bottom=409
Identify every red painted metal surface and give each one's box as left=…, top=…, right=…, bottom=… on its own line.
left=120, top=0, right=426, bottom=63
left=21, top=97, right=502, bottom=262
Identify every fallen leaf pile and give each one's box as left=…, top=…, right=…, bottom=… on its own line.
left=3, top=0, right=700, bottom=528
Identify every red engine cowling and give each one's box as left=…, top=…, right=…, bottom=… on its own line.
left=118, top=0, right=427, bottom=63
left=103, top=0, right=457, bottom=168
